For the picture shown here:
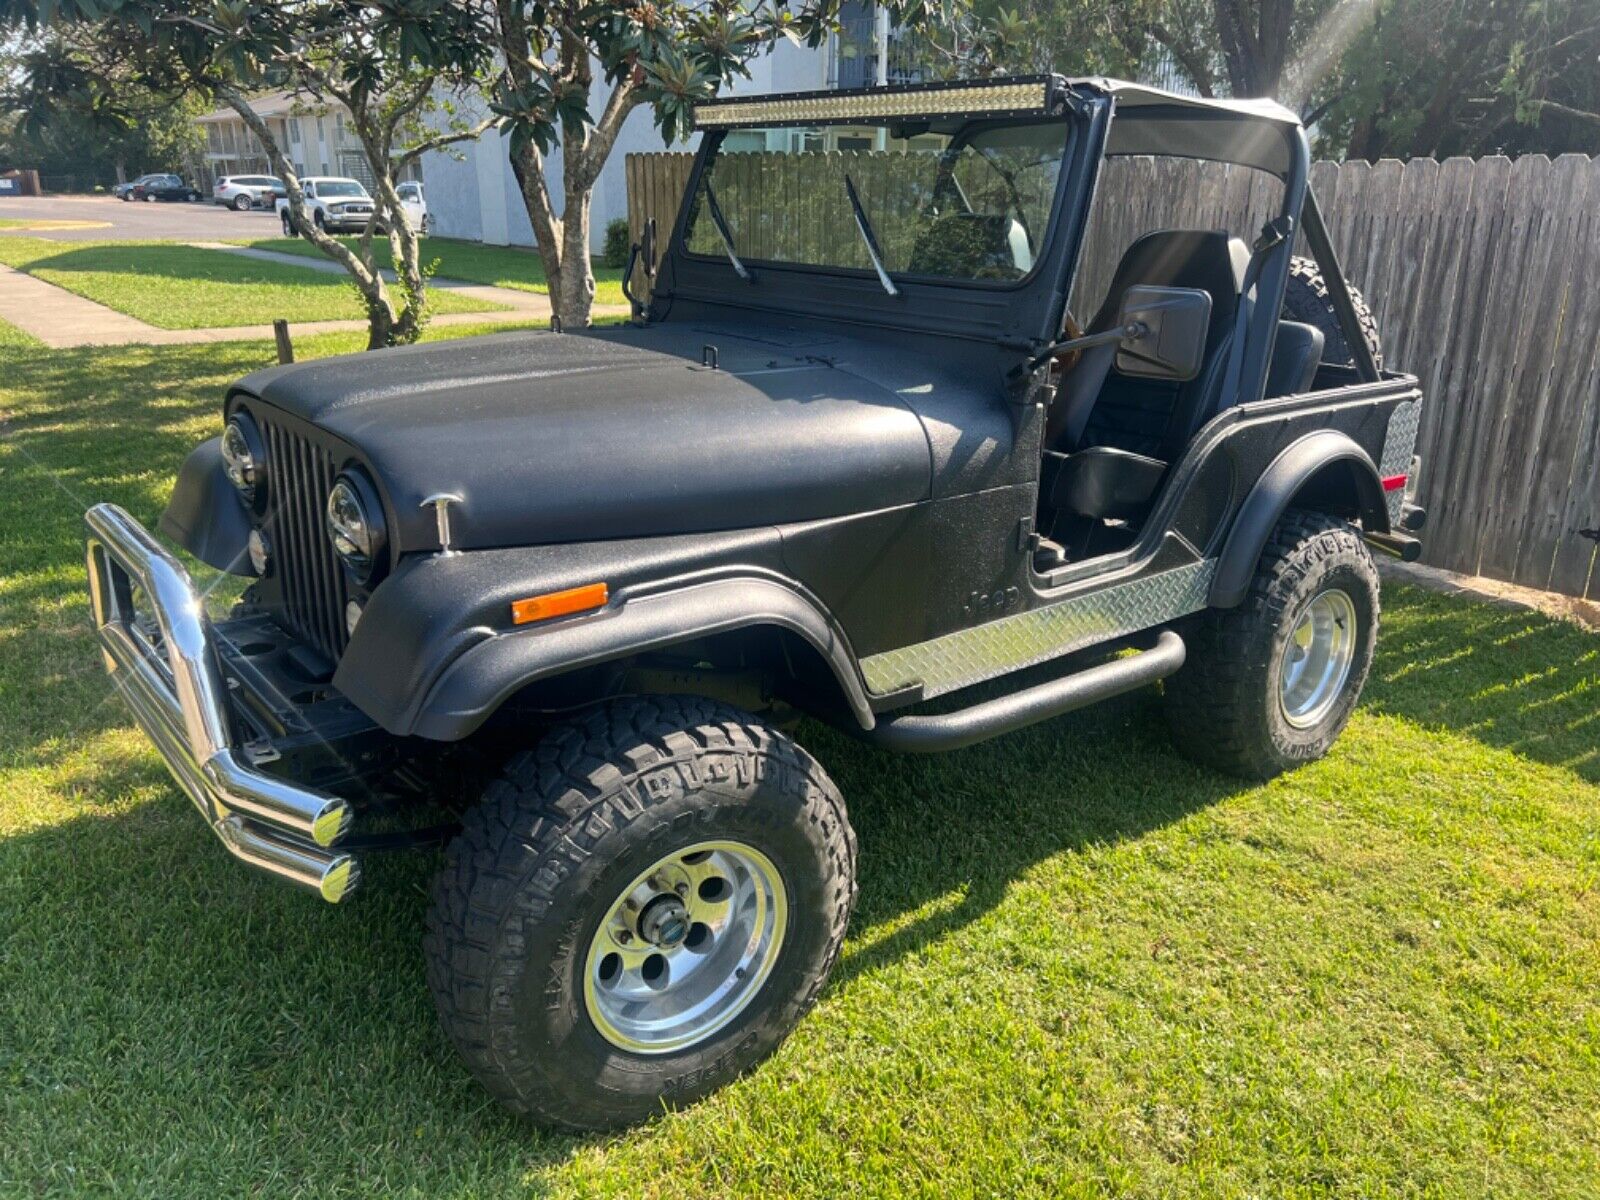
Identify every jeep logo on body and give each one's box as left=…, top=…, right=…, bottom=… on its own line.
left=963, top=586, right=1022, bottom=618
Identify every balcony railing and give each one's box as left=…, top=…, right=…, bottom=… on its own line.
left=826, top=15, right=944, bottom=90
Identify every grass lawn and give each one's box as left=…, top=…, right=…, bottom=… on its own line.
left=0, top=236, right=506, bottom=329
left=1, top=326, right=1598, bottom=1197
left=0, top=314, right=41, bottom=347
left=244, top=233, right=629, bottom=307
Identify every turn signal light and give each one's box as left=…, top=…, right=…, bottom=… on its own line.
left=511, top=582, right=609, bottom=626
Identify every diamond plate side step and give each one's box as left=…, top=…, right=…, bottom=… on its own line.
left=860, top=630, right=1186, bottom=753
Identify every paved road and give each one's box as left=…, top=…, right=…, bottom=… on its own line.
left=1, top=194, right=282, bottom=241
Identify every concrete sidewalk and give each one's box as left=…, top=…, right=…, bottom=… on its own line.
left=0, top=263, right=158, bottom=347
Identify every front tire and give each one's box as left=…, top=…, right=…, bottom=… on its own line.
left=233, top=193, right=252, bottom=211
left=1164, top=510, right=1378, bottom=779
left=424, top=696, right=856, bottom=1131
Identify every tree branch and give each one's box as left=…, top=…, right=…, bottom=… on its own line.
left=396, top=113, right=502, bottom=171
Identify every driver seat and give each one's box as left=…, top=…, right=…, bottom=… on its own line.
left=1043, top=230, right=1248, bottom=525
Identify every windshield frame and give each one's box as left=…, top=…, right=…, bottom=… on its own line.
left=678, top=114, right=1078, bottom=294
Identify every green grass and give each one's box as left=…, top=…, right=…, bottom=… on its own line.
left=244, top=233, right=628, bottom=307
left=1, top=327, right=1598, bottom=1197
left=0, top=314, right=41, bottom=347
left=0, top=236, right=506, bottom=329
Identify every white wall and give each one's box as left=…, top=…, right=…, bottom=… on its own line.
left=422, top=38, right=829, bottom=252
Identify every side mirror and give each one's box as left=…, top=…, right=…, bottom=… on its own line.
left=1114, top=286, right=1212, bottom=381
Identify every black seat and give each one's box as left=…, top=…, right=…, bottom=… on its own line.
left=1043, top=230, right=1248, bottom=526
left=1264, top=320, right=1325, bottom=397
left=1053, top=229, right=1248, bottom=459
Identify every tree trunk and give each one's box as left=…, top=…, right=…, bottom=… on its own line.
left=508, top=137, right=568, bottom=318
left=215, top=84, right=399, bottom=350
left=356, top=108, right=430, bottom=345
left=557, top=179, right=597, bottom=324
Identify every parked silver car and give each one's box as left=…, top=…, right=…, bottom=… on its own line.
left=214, top=175, right=283, bottom=211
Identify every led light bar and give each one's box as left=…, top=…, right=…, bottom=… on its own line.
left=695, top=76, right=1058, bottom=130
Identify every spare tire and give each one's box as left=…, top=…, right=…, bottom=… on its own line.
left=1281, top=256, right=1383, bottom=370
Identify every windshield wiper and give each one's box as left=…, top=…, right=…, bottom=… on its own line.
left=702, top=182, right=751, bottom=281
left=844, top=173, right=899, bottom=297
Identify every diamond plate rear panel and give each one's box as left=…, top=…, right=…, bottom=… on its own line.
left=861, top=559, right=1216, bottom=698
left=1378, top=400, right=1421, bottom=524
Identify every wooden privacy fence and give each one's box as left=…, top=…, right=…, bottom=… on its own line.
left=627, top=150, right=1600, bottom=600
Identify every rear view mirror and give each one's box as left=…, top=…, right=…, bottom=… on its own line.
left=1114, top=286, right=1211, bottom=381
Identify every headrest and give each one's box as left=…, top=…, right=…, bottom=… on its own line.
left=909, top=213, right=1033, bottom=280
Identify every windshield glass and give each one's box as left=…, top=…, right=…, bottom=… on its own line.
left=317, top=181, right=368, bottom=199
left=683, top=118, right=1069, bottom=283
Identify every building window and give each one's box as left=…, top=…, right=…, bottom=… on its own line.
left=335, top=113, right=346, bottom=143
left=289, top=119, right=300, bottom=145
left=316, top=115, right=325, bottom=143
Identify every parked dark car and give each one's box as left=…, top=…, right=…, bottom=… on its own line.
left=114, top=173, right=167, bottom=201
left=130, top=173, right=202, bottom=202
left=85, top=75, right=1424, bottom=1131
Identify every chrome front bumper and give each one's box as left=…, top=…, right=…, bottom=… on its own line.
left=84, top=503, right=359, bottom=902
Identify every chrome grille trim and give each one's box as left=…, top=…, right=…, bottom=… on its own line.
left=259, top=416, right=349, bottom=662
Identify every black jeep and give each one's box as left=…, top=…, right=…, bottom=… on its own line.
left=84, top=76, right=1425, bottom=1130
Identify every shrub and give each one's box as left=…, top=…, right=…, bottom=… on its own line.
left=602, top=217, right=631, bottom=269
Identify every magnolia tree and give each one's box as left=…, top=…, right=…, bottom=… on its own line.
left=488, top=0, right=954, bottom=327
left=3, top=1, right=493, bottom=348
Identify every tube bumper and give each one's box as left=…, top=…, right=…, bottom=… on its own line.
left=84, top=503, right=359, bottom=903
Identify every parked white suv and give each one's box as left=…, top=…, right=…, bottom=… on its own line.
left=397, top=180, right=430, bottom=234
left=214, top=175, right=283, bottom=211
left=276, top=177, right=377, bottom=235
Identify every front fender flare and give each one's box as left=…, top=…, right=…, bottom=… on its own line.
left=157, top=437, right=254, bottom=575
left=1209, top=430, right=1388, bottom=608
left=409, top=575, right=876, bottom=741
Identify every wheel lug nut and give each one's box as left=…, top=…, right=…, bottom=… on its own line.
left=617, top=930, right=632, bottom=945
left=675, top=883, right=688, bottom=896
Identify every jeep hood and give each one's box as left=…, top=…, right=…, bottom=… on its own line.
left=231, top=326, right=934, bottom=553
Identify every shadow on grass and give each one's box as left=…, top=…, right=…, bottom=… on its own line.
left=1364, top=582, right=1600, bottom=783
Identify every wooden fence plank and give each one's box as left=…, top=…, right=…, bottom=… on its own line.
left=1479, top=154, right=1592, bottom=581
left=1406, top=157, right=1477, bottom=522
left=1419, top=155, right=1513, bottom=572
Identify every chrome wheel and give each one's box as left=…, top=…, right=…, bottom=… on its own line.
left=583, top=840, right=787, bottom=1055
left=1278, top=587, right=1358, bottom=729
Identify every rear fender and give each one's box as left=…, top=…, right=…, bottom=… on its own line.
left=1209, top=429, right=1388, bottom=608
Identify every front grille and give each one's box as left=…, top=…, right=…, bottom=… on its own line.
left=259, top=416, right=350, bottom=663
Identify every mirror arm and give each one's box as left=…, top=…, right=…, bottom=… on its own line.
left=1026, top=322, right=1146, bottom=372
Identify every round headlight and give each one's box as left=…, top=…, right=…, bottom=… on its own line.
left=221, top=416, right=261, bottom=502
left=326, top=471, right=386, bottom=582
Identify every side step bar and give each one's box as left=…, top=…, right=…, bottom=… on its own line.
left=863, top=630, right=1187, bottom=753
